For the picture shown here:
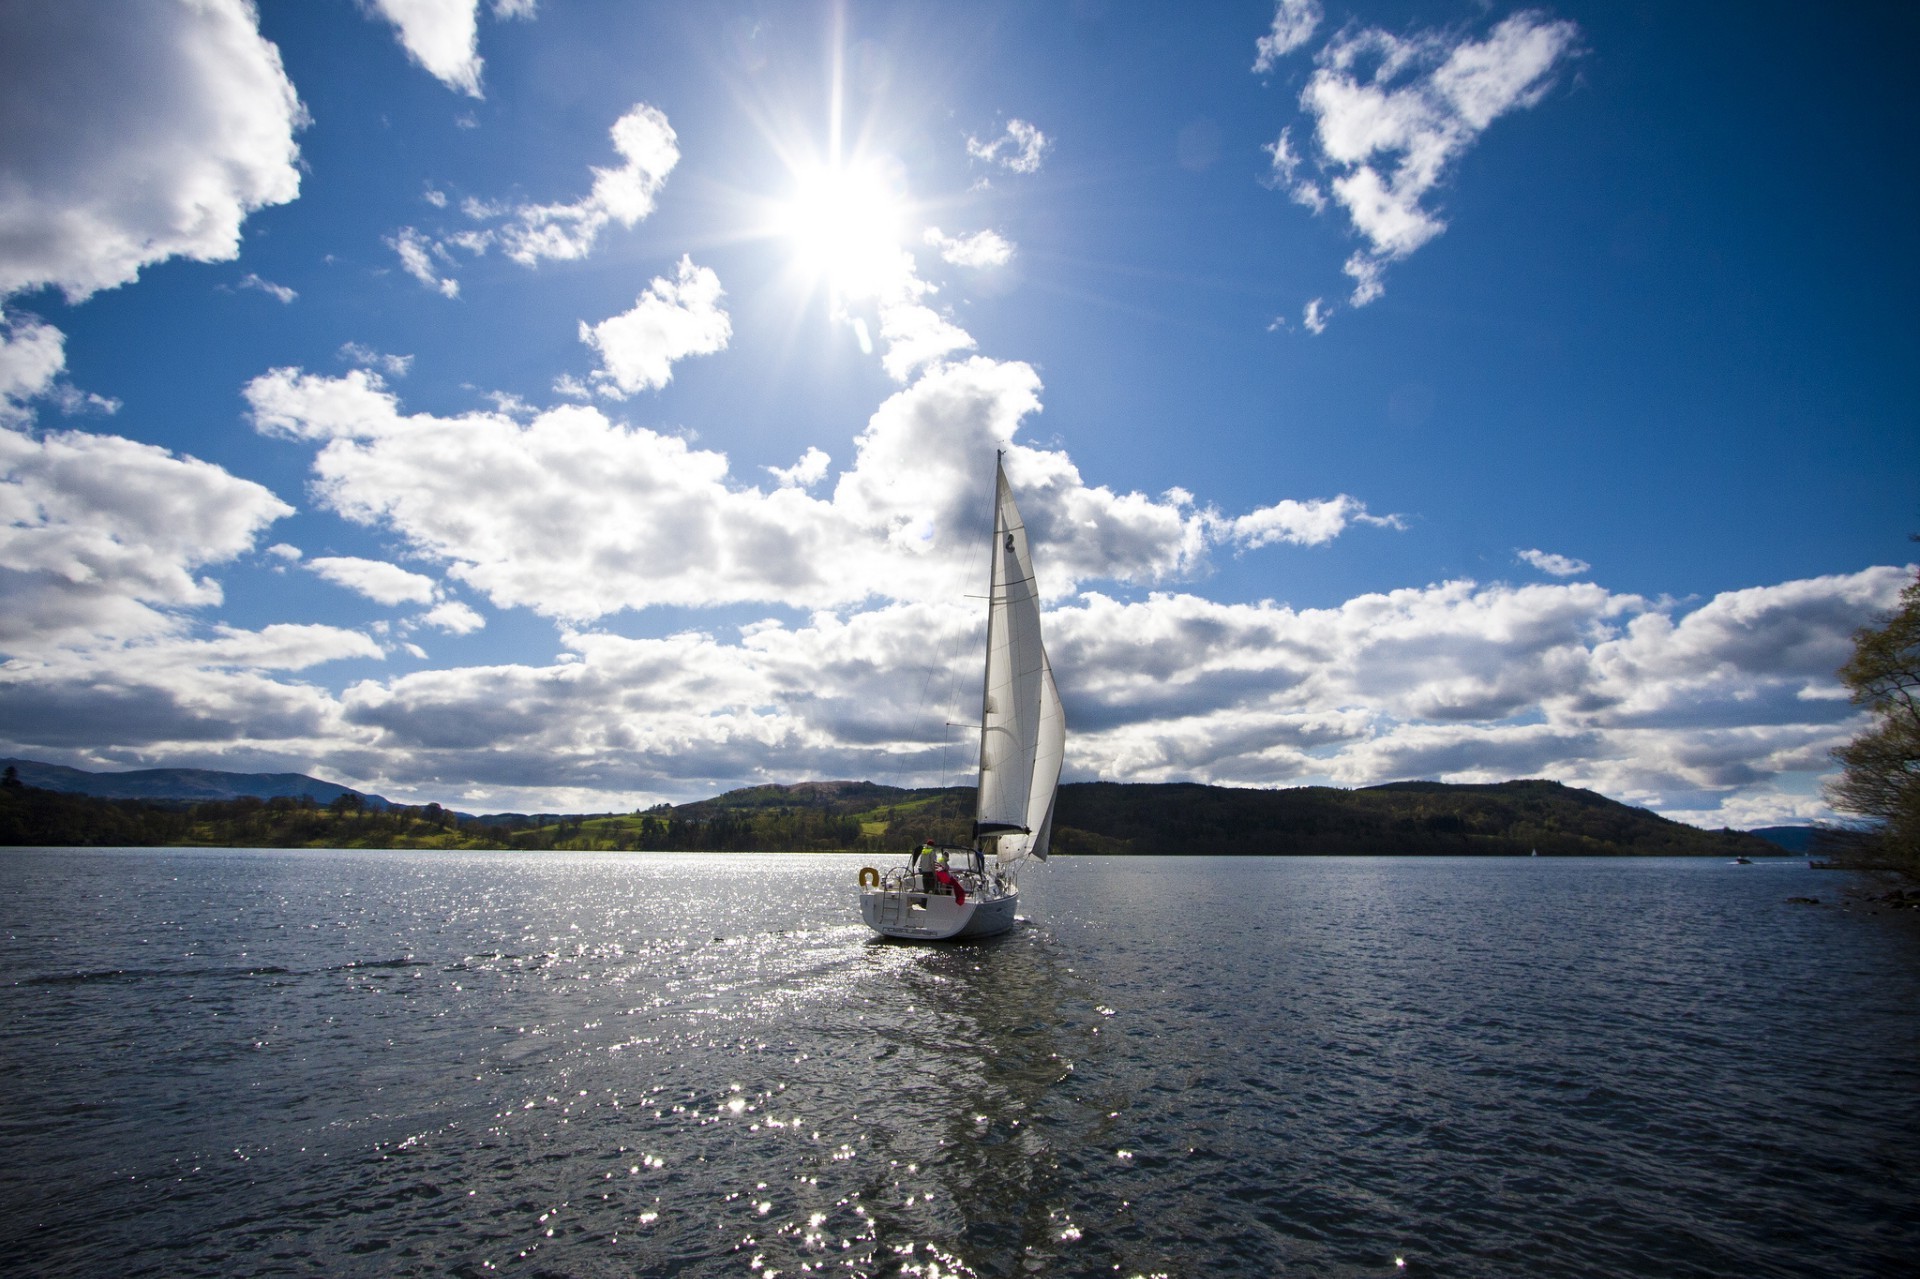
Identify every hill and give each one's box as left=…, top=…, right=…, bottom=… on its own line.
left=666, top=777, right=1775, bottom=858
left=0, top=761, right=1778, bottom=857
left=1749, top=825, right=1818, bottom=853
left=0, top=758, right=391, bottom=808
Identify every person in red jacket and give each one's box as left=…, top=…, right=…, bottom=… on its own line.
left=931, top=853, right=968, bottom=906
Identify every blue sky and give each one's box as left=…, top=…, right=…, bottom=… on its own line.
left=1, top=0, right=1914, bottom=824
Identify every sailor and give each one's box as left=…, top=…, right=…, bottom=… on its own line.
left=931, top=855, right=968, bottom=907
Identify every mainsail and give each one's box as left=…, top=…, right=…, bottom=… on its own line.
left=975, top=457, right=1064, bottom=863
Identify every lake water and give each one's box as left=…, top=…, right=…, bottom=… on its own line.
left=1, top=850, right=1916, bottom=1278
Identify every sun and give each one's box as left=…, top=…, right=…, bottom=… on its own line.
left=776, top=157, right=909, bottom=301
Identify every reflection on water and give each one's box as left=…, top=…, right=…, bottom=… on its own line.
left=0, top=849, right=1916, bottom=1278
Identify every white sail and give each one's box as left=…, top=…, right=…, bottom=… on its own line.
left=975, top=457, right=1063, bottom=863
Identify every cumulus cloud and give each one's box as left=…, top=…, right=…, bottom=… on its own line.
left=362, top=0, right=484, bottom=97
left=306, top=555, right=438, bottom=606
left=1253, top=0, right=1322, bottom=73
left=1263, top=11, right=1579, bottom=308
left=498, top=105, right=679, bottom=264
left=421, top=599, right=485, bottom=634
left=392, top=104, right=679, bottom=293
left=1517, top=547, right=1590, bottom=577
left=244, top=337, right=1389, bottom=625
left=1218, top=495, right=1404, bottom=548
left=924, top=227, right=1015, bottom=269
left=0, top=0, right=304, bottom=303
left=0, top=425, right=292, bottom=651
left=580, top=256, right=731, bottom=396
left=0, top=538, right=1898, bottom=820
left=767, top=447, right=830, bottom=490
left=1301, top=298, right=1331, bottom=334
left=0, top=313, right=67, bottom=423
left=967, top=119, right=1050, bottom=174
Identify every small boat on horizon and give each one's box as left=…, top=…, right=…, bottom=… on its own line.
left=858, top=453, right=1064, bottom=942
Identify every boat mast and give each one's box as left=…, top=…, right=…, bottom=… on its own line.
left=974, top=450, right=1004, bottom=853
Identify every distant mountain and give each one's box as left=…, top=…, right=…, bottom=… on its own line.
left=0, top=759, right=390, bottom=809
left=1747, top=826, right=1818, bottom=853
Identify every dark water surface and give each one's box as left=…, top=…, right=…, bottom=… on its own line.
left=1, top=850, right=1915, bottom=1278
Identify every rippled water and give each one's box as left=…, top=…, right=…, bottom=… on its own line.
left=1, top=849, right=1915, bottom=1278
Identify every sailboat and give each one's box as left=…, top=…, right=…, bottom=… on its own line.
left=859, top=453, right=1065, bottom=941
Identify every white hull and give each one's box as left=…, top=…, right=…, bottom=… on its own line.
left=860, top=887, right=1017, bottom=941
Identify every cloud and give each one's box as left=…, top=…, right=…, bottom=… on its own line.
left=767, top=447, right=830, bottom=490
left=391, top=104, right=680, bottom=295
left=239, top=273, right=297, bottom=304
left=580, top=256, right=732, bottom=396
left=307, top=556, right=438, bottom=606
left=0, top=313, right=67, bottom=423
left=0, top=424, right=292, bottom=651
left=388, top=227, right=460, bottom=298
left=1, top=537, right=1897, bottom=821
left=1517, top=547, right=1590, bottom=577
left=924, top=227, right=1014, bottom=269
left=0, top=0, right=304, bottom=303
left=497, top=105, right=680, bottom=265
left=362, top=0, right=484, bottom=97
left=421, top=600, right=485, bottom=634
left=339, top=343, right=414, bottom=378
left=244, top=339, right=1389, bottom=625
left=1269, top=11, right=1579, bottom=307
left=1262, top=127, right=1328, bottom=213
left=1218, top=495, right=1404, bottom=548
left=967, top=119, right=1050, bottom=174
left=1253, top=0, right=1322, bottom=73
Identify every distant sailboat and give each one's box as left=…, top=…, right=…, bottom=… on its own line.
left=859, top=454, right=1064, bottom=941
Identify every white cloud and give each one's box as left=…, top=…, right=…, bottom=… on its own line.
left=1517, top=547, right=1590, bottom=577
left=421, top=599, right=485, bottom=634
left=245, top=340, right=1389, bottom=626
left=307, top=556, right=438, bottom=606
left=338, top=343, right=414, bottom=378
left=0, top=0, right=304, bottom=303
left=386, top=104, right=678, bottom=296
left=499, top=105, right=679, bottom=265
left=1302, top=297, right=1331, bottom=334
left=1262, top=127, right=1327, bottom=213
left=876, top=300, right=977, bottom=383
left=239, top=273, right=297, bottom=304
left=967, top=119, right=1050, bottom=174
left=1270, top=11, right=1579, bottom=306
left=580, top=256, right=732, bottom=396
left=363, top=0, right=484, bottom=97
left=388, top=227, right=460, bottom=298
left=767, top=447, right=830, bottom=490
left=0, top=312, right=67, bottom=423
left=1253, top=0, right=1322, bottom=73
left=0, top=424, right=292, bottom=651
left=2, top=542, right=1897, bottom=821
left=1219, top=495, right=1403, bottom=548
left=924, top=227, right=1015, bottom=269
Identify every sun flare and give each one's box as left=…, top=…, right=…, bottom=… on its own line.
left=777, top=159, right=909, bottom=300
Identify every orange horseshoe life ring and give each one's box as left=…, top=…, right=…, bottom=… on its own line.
left=858, top=866, right=881, bottom=889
